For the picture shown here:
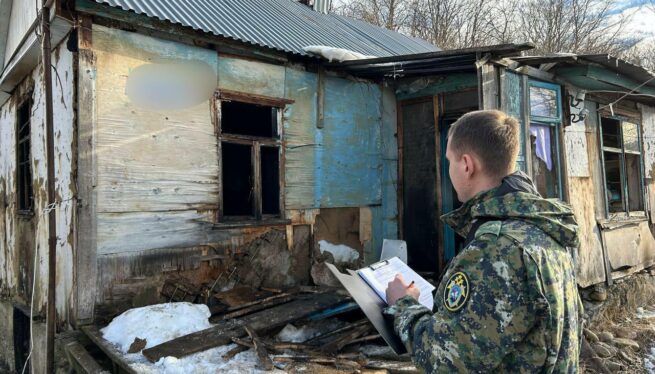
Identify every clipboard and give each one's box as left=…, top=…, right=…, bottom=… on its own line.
left=326, top=262, right=407, bottom=354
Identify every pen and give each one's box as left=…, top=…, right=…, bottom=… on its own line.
left=407, top=280, right=415, bottom=289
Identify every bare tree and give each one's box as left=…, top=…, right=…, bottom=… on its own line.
left=335, top=0, right=639, bottom=56
left=334, top=0, right=414, bottom=31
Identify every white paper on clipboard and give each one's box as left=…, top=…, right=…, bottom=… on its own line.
left=357, top=257, right=435, bottom=309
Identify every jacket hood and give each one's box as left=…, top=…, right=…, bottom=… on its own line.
left=442, top=171, right=579, bottom=248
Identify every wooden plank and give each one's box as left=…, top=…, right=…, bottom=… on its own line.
left=65, top=341, right=110, bottom=374
left=80, top=326, right=137, bottom=374
left=75, top=14, right=98, bottom=324
left=320, top=324, right=372, bottom=353
left=214, top=286, right=277, bottom=308
left=222, top=344, right=249, bottom=360
left=142, top=292, right=350, bottom=362
left=479, top=62, right=499, bottom=110
left=221, top=294, right=295, bottom=320
left=245, top=325, right=273, bottom=371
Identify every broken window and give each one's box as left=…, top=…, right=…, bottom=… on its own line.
left=600, top=117, right=644, bottom=214
left=218, top=94, right=283, bottom=220
left=16, top=99, right=33, bottom=213
left=528, top=80, right=562, bottom=199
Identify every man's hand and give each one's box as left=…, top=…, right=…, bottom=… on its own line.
left=386, top=274, right=420, bottom=305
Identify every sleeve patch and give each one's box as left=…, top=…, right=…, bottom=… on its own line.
left=443, top=271, right=470, bottom=312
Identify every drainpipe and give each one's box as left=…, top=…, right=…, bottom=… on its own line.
left=41, top=0, right=57, bottom=372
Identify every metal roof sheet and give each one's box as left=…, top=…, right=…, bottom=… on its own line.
left=92, top=0, right=439, bottom=57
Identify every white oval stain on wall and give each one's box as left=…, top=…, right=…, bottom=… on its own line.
left=126, top=61, right=216, bottom=110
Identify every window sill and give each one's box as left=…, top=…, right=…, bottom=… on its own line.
left=598, top=214, right=648, bottom=230
left=16, top=210, right=34, bottom=219
left=211, top=218, right=291, bottom=230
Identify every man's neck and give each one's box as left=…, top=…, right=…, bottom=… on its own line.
left=469, top=177, right=503, bottom=199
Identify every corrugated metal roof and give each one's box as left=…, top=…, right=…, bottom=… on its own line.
left=91, top=0, right=439, bottom=57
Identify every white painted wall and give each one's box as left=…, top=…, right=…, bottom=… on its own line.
left=0, top=42, right=75, bottom=322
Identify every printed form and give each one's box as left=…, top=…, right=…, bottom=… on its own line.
left=357, top=257, right=435, bottom=309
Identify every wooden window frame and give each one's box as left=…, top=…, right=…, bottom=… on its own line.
left=598, top=114, right=645, bottom=218
left=527, top=79, right=564, bottom=199
left=16, top=97, right=34, bottom=215
left=215, top=90, right=291, bottom=223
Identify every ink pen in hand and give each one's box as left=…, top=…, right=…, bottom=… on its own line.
left=407, top=280, right=415, bottom=289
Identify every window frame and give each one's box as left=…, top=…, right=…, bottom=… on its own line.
left=527, top=79, right=564, bottom=199
left=598, top=114, right=645, bottom=218
left=16, top=97, right=34, bottom=216
left=215, top=90, right=291, bottom=223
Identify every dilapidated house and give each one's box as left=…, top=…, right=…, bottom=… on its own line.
left=339, top=52, right=655, bottom=288
left=3, top=0, right=655, bottom=372
left=0, top=0, right=437, bottom=371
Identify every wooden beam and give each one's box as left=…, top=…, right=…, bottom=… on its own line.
left=245, top=325, right=274, bottom=371
left=65, top=341, right=110, bottom=374
left=75, top=13, right=98, bottom=325
left=80, top=326, right=137, bottom=374
left=142, top=292, right=350, bottom=362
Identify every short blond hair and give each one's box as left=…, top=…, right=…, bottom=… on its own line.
left=448, top=110, right=520, bottom=179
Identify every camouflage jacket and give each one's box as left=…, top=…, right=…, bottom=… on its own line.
left=387, top=182, right=582, bottom=373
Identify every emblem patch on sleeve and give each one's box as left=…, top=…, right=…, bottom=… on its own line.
left=443, top=271, right=470, bottom=312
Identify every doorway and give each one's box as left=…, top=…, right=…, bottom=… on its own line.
left=399, top=90, right=478, bottom=274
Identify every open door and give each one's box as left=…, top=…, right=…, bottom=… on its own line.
left=399, top=98, right=440, bottom=273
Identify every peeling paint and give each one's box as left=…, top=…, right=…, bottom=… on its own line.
left=0, top=42, right=75, bottom=323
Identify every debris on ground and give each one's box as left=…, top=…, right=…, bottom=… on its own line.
left=78, top=279, right=417, bottom=373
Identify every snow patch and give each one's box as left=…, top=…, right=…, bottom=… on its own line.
left=101, top=302, right=282, bottom=373
left=645, top=346, right=655, bottom=374
left=276, top=323, right=320, bottom=343
left=101, top=302, right=212, bottom=353
left=302, top=45, right=376, bottom=62
left=319, top=240, right=360, bottom=263
left=637, top=307, right=655, bottom=319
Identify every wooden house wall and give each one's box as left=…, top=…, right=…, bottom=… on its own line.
left=0, top=42, right=75, bottom=323
left=81, top=25, right=396, bottom=316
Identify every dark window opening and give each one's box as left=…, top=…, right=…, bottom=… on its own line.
left=261, top=146, right=280, bottom=215
left=219, top=98, right=283, bottom=221
left=222, top=142, right=253, bottom=217
left=603, top=151, right=624, bottom=213
left=626, top=154, right=643, bottom=211
left=14, top=307, right=30, bottom=373
left=16, top=100, right=33, bottom=212
left=601, top=117, right=621, bottom=149
left=221, top=101, right=278, bottom=138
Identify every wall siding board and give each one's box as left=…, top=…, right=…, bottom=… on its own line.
left=380, top=86, right=398, bottom=242
left=567, top=177, right=606, bottom=287
left=283, top=67, right=317, bottom=209
left=0, top=94, right=16, bottom=292
left=93, top=25, right=219, bottom=214
left=642, top=105, right=655, bottom=179
left=604, top=222, right=655, bottom=274
left=217, top=55, right=285, bottom=98
left=501, top=70, right=525, bottom=170
left=52, top=46, right=76, bottom=321
left=564, top=89, right=590, bottom=177
left=4, top=0, right=38, bottom=67
left=318, top=76, right=382, bottom=207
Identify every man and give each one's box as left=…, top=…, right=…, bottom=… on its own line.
left=385, top=110, right=582, bottom=373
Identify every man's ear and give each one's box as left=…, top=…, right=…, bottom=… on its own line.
left=462, top=153, right=476, bottom=177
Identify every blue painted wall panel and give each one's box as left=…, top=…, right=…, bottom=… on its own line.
left=284, top=67, right=318, bottom=209
left=317, top=76, right=383, bottom=207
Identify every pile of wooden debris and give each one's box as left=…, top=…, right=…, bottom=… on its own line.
left=73, top=276, right=418, bottom=373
